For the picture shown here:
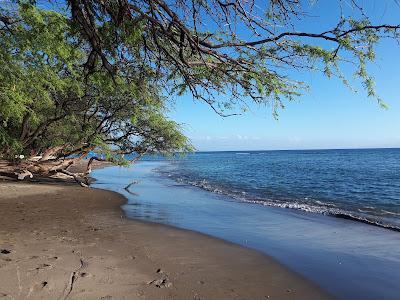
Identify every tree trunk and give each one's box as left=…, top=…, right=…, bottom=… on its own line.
left=40, top=145, right=67, bottom=161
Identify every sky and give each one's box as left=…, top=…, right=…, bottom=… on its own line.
left=168, top=1, right=400, bottom=151
left=29, top=0, right=400, bottom=151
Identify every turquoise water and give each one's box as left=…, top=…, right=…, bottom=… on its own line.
left=92, top=149, right=400, bottom=299
left=154, top=149, right=400, bottom=230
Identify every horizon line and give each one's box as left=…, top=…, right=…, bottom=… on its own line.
left=192, top=146, right=400, bottom=152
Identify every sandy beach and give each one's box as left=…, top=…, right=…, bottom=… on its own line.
left=0, top=175, right=331, bottom=299
left=1, top=1, right=399, bottom=299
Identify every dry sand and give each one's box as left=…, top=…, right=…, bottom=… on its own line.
left=0, top=178, right=332, bottom=299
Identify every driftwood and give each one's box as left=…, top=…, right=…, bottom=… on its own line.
left=0, top=152, right=143, bottom=187
left=124, top=180, right=139, bottom=195
left=15, top=169, right=33, bottom=180
left=0, top=157, right=94, bottom=187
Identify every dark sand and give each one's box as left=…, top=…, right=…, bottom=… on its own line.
left=0, top=178, right=331, bottom=299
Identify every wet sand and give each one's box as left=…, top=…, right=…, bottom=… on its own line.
left=0, top=179, right=331, bottom=299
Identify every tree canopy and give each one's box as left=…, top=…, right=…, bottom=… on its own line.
left=0, top=2, right=191, bottom=184
left=64, top=0, right=400, bottom=114
left=0, top=0, right=399, bottom=184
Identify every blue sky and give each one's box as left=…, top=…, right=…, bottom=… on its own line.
left=168, top=1, right=400, bottom=151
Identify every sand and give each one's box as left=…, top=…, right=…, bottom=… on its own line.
left=0, top=178, right=332, bottom=299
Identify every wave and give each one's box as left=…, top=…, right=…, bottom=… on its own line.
left=159, top=172, right=400, bottom=233
left=381, top=210, right=400, bottom=216
left=245, top=199, right=400, bottom=232
left=333, top=214, right=400, bottom=232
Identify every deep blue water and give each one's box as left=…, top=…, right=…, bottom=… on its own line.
left=150, top=148, right=400, bottom=230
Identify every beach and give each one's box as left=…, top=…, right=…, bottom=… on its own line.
left=1, top=1, right=399, bottom=299
left=0, top=179, right=330, bottom=299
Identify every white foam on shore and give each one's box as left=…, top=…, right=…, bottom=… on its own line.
left=168, top=175, right=400, bottom=232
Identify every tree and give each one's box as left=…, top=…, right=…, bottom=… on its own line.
left=0, top=3, right=192, bottom=185
left=1, top=1, right=399, bottom=185
left=63, top=0, right=400, bottom=115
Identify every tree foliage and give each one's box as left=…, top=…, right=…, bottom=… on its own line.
left=62, top=0, right=400, bottom=115
left=0, top=2, right=192, bottom=184
left=0, top=1, right=399, bottom=183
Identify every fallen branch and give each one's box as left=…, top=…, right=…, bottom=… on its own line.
left=14, top=169, right=33, bottom=180
left=86, top=156, right=107, bottom=173
left=0, top=152, right=144, bottom=187
left=124, top=180, right=139, bottom=195
left=58, top=169, right=89, bottom=187
left=0, top=158, right=87, bottom=186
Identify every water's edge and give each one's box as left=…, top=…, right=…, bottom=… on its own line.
left=158, top=170, right=400, bottom=233
left=92, top=162, right=400, bottom=300
left=91, top=167, right=336, bottom=297
left=150, top=148, right=400, bottom=231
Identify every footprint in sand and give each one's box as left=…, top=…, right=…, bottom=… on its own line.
left=148, top=278, right=172, bottom=288
left=87, top=226, right=102, bottom=232
left=28, top=263, right=52, bottom=273
left=79, top=272, right=92, bottom=278
left=0, top=258, right=12, bottom=268
left=148, top=269, right=172, bottom=288
left=48, top=256, right=58, bottom=261
left=26, top=281, right=50, bottom=298
left=37, top=263, right=52, bottom=270
left=72, top=249, right=81, bottom=255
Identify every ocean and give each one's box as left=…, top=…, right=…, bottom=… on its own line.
left=92, top=148, right=400, bottom=300
left=154, top=148, right=400, bottom=231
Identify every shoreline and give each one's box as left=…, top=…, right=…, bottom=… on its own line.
left=92, top=161, right=400, bottom=300
left=0, top=178, right=331, bottom=299
left=165, top=177, right=400, bottom=233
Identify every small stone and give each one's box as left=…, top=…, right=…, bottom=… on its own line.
left=0, top=249, right=10, bottom=254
